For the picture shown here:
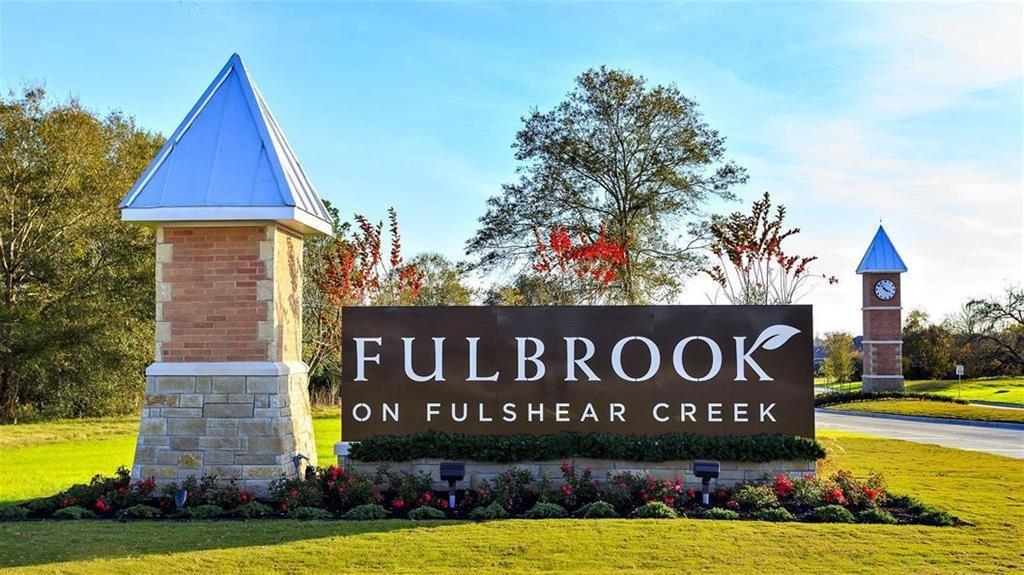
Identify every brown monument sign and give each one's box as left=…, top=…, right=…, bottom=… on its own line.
left=342, top=306, right=814, bottom=440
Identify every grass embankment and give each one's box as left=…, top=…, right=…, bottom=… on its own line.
left=1, top=416, right=1023, bottom=572
left=829, top=400, right=1024, bottom=424
left=815, top=377, right=1024, bottom=406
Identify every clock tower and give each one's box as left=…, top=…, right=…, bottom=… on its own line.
left=856, top=226, right=907, bottom=392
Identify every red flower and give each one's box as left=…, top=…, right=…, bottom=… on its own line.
left=393, top=500, right=405, bottom=508
left=773, top=474, right=795, bottom=498
left=95, top=499, right=110, bottom=513
left=860, top=487, right=881, bottom=502
left=824, top=488, right=846, bottom=505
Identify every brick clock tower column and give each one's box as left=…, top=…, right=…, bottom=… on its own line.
left=120, top=55, right=335, bottom=494
left=856, top=226, right=908, bottom=392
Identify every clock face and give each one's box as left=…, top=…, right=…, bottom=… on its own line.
left=874, top=279, right=897, bottom=301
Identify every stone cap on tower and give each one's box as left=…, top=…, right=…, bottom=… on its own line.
left=119, top=53, right=333, bottom=236
left=856, top=225, right=907, bottom=274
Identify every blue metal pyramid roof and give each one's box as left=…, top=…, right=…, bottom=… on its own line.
left=120, top=54, right=333, bottom=235
left=856, top=225, right=907, bottom=273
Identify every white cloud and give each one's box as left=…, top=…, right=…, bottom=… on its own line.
left=855, top=2, right=1023, bottom=116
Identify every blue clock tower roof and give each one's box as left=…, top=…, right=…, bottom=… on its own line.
left=856, top=225, right=907, bottom=274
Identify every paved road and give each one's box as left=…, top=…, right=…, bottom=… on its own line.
left=815, top=409, right=1024, bottom=459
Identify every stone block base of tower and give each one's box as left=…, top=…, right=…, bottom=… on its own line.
left=861, top=375, right=905, bottom=393
left=131, top=362, right=317, bottom=495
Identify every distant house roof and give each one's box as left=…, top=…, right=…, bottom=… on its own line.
left=856, top=225, right=907, bottom=274
left=120, top=54, right=333, bottom=235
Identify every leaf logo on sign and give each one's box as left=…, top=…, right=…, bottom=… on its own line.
left=750, top=325, right=801, bottom=352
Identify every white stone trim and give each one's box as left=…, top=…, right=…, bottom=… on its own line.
left=861, top=340, right=903, bottom=344
left=122, top=206, right=332, bottom=236
left=862, top=306, right=901, bottom=310
left=146, top=361, right=308, bottom=376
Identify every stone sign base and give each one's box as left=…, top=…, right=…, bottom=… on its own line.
left=132, top=362, right=317, bottom=495
left=862, top=375, right=905, bottom=393
left=336, top=451, right=816, bottom=491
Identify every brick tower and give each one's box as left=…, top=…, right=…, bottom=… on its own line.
left=856, top=226, right=907, bottom=392
left=120, top=54, right=334, bottom=493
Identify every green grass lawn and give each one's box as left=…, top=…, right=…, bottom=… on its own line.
left=829, top=399, right=1024, bottom=424
left=905, top=377, right=1024, bottom=405
left=815, top=376, right=1024, bottom=406
left=1, top=415, right=1022, bottom=573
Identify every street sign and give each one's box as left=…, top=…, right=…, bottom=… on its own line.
left=955, top=365, right=965, bottom=376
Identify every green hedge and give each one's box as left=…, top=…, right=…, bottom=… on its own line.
left=815, top=391, right=968, bottom=408
left=348, top=431, right=824, bottom=463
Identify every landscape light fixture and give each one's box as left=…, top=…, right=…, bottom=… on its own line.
left=439, top=461, right=466, bottom=510
left=174, top=488, right=189, bottom=510
left=293, top=454, right=313, bottom=480
left=692, top=460, right=721, bottom=506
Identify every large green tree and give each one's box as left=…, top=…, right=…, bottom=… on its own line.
left=0, top=87, right=162, bottom=421
left=902, top=310, right=954, bottom=380
left=821, top=332, right=856, bottom=385
left=467, top=67, right=746, bottom=304
left=408, top=253, right=473, bottom=306
left=948, top=286, right=1024, bottom=376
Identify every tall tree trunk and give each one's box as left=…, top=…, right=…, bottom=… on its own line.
left=0, top=365, right=15, bottom=423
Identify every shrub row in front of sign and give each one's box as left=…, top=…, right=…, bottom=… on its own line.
left=0, top=464, right=960, bottom=527
left=814, top=391, right=968, bottom=408
left=347, top=430, right=826, bottom=463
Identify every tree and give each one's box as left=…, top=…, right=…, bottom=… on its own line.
left=303, top=208, right=423, bottom=404
left=408, top=253, right=473, bottom=306
left=704, top=192, right=837, bottom=304
left=821, top=332, right=855, bottom=385
left=483, top=225, right=628, bottom=306
left=902, top=309, right=954, bottom=380
left=467, top=67, right=747, bottom=304
left=484, top=274, right=564, bottom=306
left=528, top=225, right=627, bottom=305
left=0, top=87, right=163, bottom=421
left=948, top=286, right=1024, bottom=376
left=302, top=200, right=346, bottom=387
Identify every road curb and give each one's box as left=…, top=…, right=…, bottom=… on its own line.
left=815, top=408, right=1024, bottom=431
left=970, top=401, right=1024, bottom=410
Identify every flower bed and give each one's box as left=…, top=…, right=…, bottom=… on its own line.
left=0, top=464, right=960, bottom=526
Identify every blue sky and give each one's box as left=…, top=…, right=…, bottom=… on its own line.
left=3, top=1, right=1021, bottom=334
